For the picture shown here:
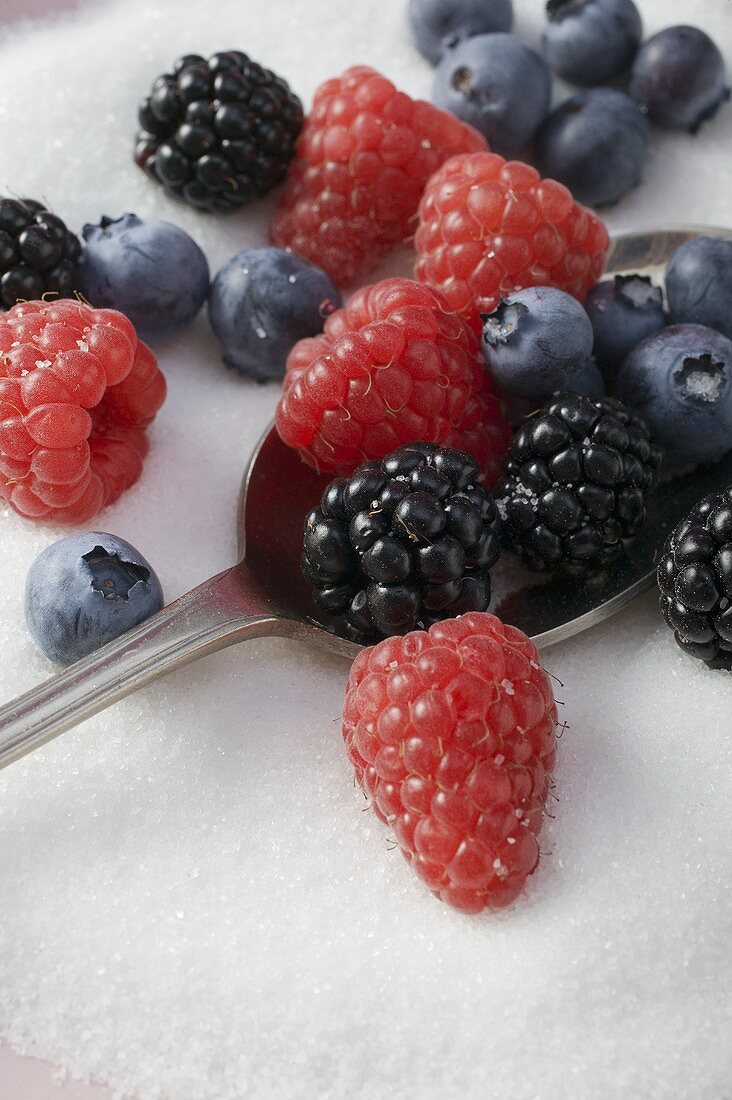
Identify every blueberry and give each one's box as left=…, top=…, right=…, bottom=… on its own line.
left=25, top=532, right=164, bottom=666
left=432, top=34, right=550, bottom=156
left=568, top=356, right=605, bottom=398
left=543, top=0, right=642, bottom=86
left=77, top=213, right=209, bottom=344
left=629, top=25, right=730, bottom=132
left=585, top=275, right=666, bottom=388
left=208, top=247, right=341, bottom=383
left=615, top=324, right=732, bottom=464
left=665, top=237, right=732, bottom=342
left=407, top=0, right=513, bottom=65
left=481, top=286, right=593, bottom=400
left=535, top=88, right=650, bottom=207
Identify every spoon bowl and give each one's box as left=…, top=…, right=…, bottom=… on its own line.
left=0, top=223, right=730, bottom=769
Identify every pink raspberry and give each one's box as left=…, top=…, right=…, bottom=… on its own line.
left=342, top=612, right=559, bottom=914
left=415, top=152, right=609, bottom=332
left=0, top=299, right=166, bottom=524
left=271, top=66, right=486, bottom=286
left=275, top=277, right=510, bottom=485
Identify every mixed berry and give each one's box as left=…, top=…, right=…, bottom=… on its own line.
left=275, top=277, right=511, bottom=485
left=481, top=285, right=595, bottom=400
left=25, top=532, right=163, bottom=665
left=534, top=88, right=650, bottom=208
left=270, top=65, right=486, bottom=286
left=496, top=393, right=661, bottom=579
left=302, top=443, right=502, bottom=641
left=77, top=214, right=210, bottom=344
left=616, top=324, right=732, bottom=465
left=542, top=0, right=642, bottom=87
left=658, top=489, right=732, bottom=670
left=0, top=197, right=81, bottom=308
left=135, top=51, right=304, bottom=212
left=584, top=275, right=666, bottom=388
left=665, top=236, right=732, bottom=341
left=414, top=152, right=609, bottom=328
left=208, top=247, right=341, bottom=383
left=342, top=612, right=558, bottom=913
left=0, top=299, right=165, bottom=523
left=407, top=3, right=728, bottom=214
left=628, top=26, right=730, bottom=132
left=408, top=0, right=514, bottom=65
left=2, top=2, right=731, bottom=917
left=431, top=33, right=551, bottom=157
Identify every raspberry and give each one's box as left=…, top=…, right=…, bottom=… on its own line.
left=0, top=300, right=166, bottom=524
left=270, top=66, right=486, bottom=286
left=415, top=152, right=610, bottom=331
left=342, top=612, right=559, bottom=913
left=275, top=277, right=511, bottom=484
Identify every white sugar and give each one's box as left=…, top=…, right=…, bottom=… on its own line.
left=0, top=1, right=731, bottom=1099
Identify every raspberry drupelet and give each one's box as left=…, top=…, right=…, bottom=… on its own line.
left=271, top=66, right=486, bottom=287
left=0, top=299, right=166, bottom=524
left=342, top=612, right=559, bottom=914
left=275, top=277, right=511, bottom=485
left=415, top=152, right=609, bottom=331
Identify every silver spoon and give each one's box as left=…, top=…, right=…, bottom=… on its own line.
left=0, top=224, right=730, bottom=771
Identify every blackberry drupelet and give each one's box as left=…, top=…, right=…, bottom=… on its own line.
left=657, top=488, right=732, bottom=670
left=134, top=50, right=303, bottom=213
left=496, top=393, right=661, bottom=579
left=302, top=443, right=502, bottom=640
left=0, top=198, right=81, bottom=308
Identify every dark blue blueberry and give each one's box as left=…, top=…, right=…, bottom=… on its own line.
left=567, top=356, right=605, bottom=398
left=25, top=532, right=164, bottom=666
left=208, top=247, right=341, bottom=383
left=501, top=357, right=604, bottom=424
left=481, top=286, right=594, bottom=399
left=615, top=324, right=732, bottom=464
left=543, top=0, right=642, bottom=86
left=629, top=25, right=730, bottom=132
left=585, top=275, right=666, bottom=388
left=432, top=33, right=551, bottom=156
left=77, top=213, right=210, bottom=343
left=665, top=237, right=732, bottom=342
left=535, top=88, right=650, bottom=207
left=408, top=0, right=513, bottom=65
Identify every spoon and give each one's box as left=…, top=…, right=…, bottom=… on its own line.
left=0, top=223, right=730, bottom=771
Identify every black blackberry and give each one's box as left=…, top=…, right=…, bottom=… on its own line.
left=657, top=487, right=732, bottom=670
left=496, top=393, right=662, bottom=579
left=134, top=50, right=304, bottom=213
left=0, top=198, right=81, bottom=309
left=302, top=443, right=502, bottom=641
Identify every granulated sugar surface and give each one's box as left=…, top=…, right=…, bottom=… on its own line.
left=0, top=1, right=731, bottom=1098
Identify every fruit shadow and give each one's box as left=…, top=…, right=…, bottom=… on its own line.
left=537, top=588, right=672, bottom=906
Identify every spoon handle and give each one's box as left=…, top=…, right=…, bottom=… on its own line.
left=0, top=565, right=297, bottom=771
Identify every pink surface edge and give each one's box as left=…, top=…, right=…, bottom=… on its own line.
left=0, top=1042, right=117, bottom=1099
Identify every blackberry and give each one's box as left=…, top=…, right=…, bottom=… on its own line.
left=496, top=393, right=661, bottom=579
left=0, top=198, right=81, bottom=309
left=134, top=50, right=304, bottom=213
left=302, top=443, right=502, bottom=640
left=657, top=488, right=732, bottom=670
